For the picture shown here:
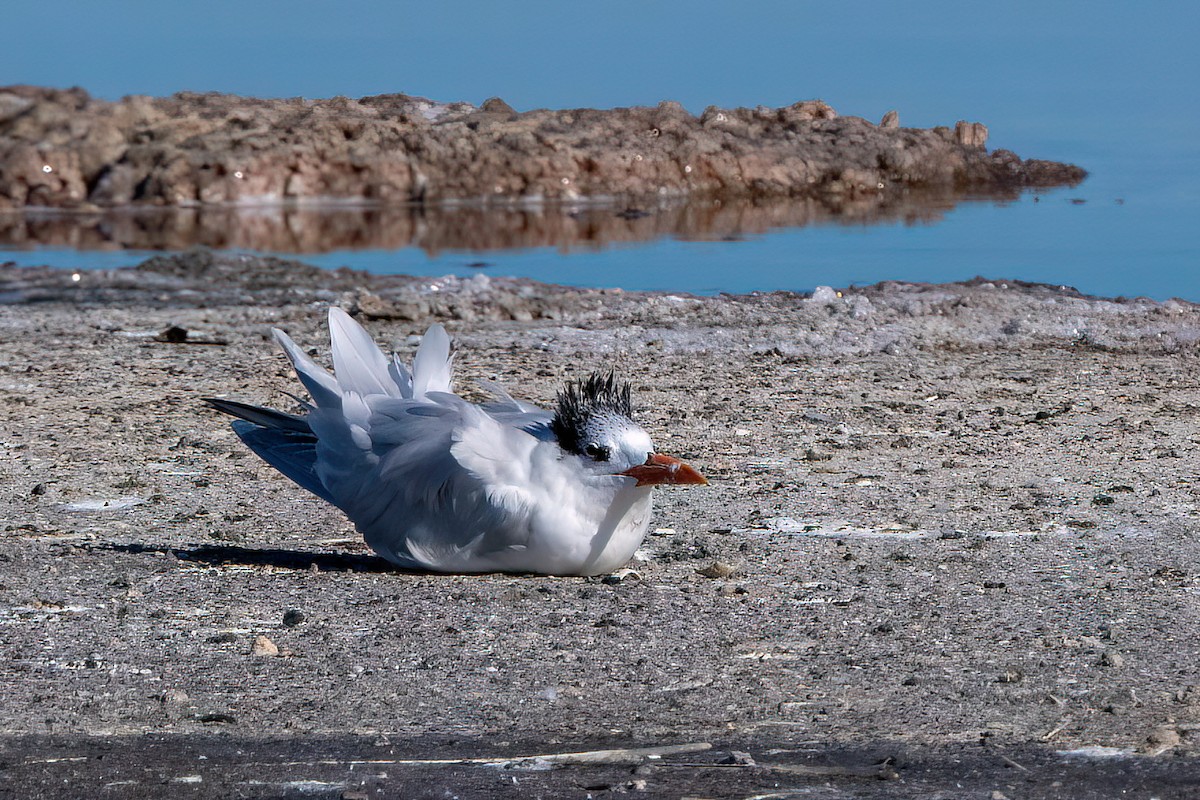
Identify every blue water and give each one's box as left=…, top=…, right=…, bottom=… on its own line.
left=2, top=1, right=1197, bottom=299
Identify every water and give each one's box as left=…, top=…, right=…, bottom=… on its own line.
left=1, top=1, right=1196, bottom=299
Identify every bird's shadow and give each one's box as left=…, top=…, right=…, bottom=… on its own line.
left=99, top=542, right=412, bottom=574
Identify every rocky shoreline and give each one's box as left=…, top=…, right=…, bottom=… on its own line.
left=0, top=86, right=1084, bottom=214
left=0, top=253, right=1198, bottom=795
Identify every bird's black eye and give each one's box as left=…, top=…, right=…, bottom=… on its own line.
left=584, top=443, right=610, bottom=461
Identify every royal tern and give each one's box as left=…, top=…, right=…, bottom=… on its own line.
left=207, top=309, right=706, bottom=575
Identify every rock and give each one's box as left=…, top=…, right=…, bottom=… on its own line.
left=1100, top=650, right=1125, bottom=668
left=0, top=86, right=1082, bottom=212
left=251, top=635, right=279, bottom=657
left=997, top=668, right=1024, bottom=684
left=1141, top=726, right=1181, bottom=755
left=955, top=120, right=989, bottom=148
left=601, top=568, right=641, bottom=585
left=718, top=750, right=757, bottom=766
left=810, top=285, right=840, bottom=303
left=696, top=561, right=738, bottom=579
left=880, top=110, right=899, bottom=128
left=161, top=325, right=188, bottom=343
left=159, top=688, right=190, bottom=705
left=282, top=609, right=305, bottom=627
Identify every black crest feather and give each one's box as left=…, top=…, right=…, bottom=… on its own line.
left=550, top=371, right=634, bottom=455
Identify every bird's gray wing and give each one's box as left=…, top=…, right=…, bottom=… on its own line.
left=476, top=379, right=555, bottom=438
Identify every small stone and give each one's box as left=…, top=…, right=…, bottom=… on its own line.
left=601, top=568, right=641, bottom=585
left=1093, top=494, right=1115, bottom=506
left=998, top=668, right=1024, bottom=684
left=251, top=635, right=279, bottom=657
left=160, top=688, right=190, bottom=705
left=810, top=285, right=839, bottom=303
left=1100, top=650, right=1125, bottom=668
left=1141, top=726, right=1181, bottom=755
left=30, top=483, right=47, bottom=496
left=803, top=448, right=832, bottom=462
left=161, top=325, right=189, bottom=343
left=354, top=292, right=401, bottom=320
left=718, top=750, right=756, bottom=766
left=282, top=609, right=305, bottom=627
left=696, top=561, right=737, bottom=579
left=880, top=110, right=899, bottom=128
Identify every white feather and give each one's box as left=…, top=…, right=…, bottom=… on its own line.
left=410, top=323, right=453, bottom=399
left=328, top=307, right=399, bottom=398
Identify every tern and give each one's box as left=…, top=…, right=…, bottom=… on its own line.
left=206, top=309, right=706, bottom=575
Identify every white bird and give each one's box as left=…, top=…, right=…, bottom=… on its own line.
left=207, top=308, right=706, bottom=576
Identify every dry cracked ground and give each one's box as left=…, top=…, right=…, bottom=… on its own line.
left=0, top=253, right=1198, bottom=798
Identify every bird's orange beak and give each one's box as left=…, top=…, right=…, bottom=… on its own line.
left=620, top=453, right=708, bottom=487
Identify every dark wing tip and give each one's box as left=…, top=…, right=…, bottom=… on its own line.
left=203, top=397, right=312, bottom=434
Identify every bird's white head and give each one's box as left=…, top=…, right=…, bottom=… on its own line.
left=550, top=373, right=706, bottom=487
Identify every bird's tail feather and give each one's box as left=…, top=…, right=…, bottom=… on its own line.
left=204, top=397, right=311, bottom=433
left=328, top=307, right=399, bottom=399
left=411, top=323, right=453, bottom=399
left=229, top=420, right=332, bottom=504
left=273, top=328, right=341, bottom=408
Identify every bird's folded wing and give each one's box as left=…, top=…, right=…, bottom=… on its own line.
left=448, top=402, right=543, bottom=516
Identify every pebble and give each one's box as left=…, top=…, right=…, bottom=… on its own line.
left=282, top=609, right=305, bottom=627
left=1100, top=650, right=1125, bottom=668
left=161, top=325, right=189, bottom=343
left=997, top=668, right=1024, bottom=684
left=1142, top=726, right=1181, bottom=755
left=718, top=750, right=756, bottom=766
left=696, top=561, right=738, bottom=579
left=160, top=688, right=190, bottom=705
left=601, top=568, right=641, bottom=585
left=251, top=635, right=279, bottom=657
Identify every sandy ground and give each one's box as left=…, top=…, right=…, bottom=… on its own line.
left=1, top=253, right=1199, bottom=797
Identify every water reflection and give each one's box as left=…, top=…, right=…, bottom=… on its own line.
left=0, top=188, right=1014, bottom=255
